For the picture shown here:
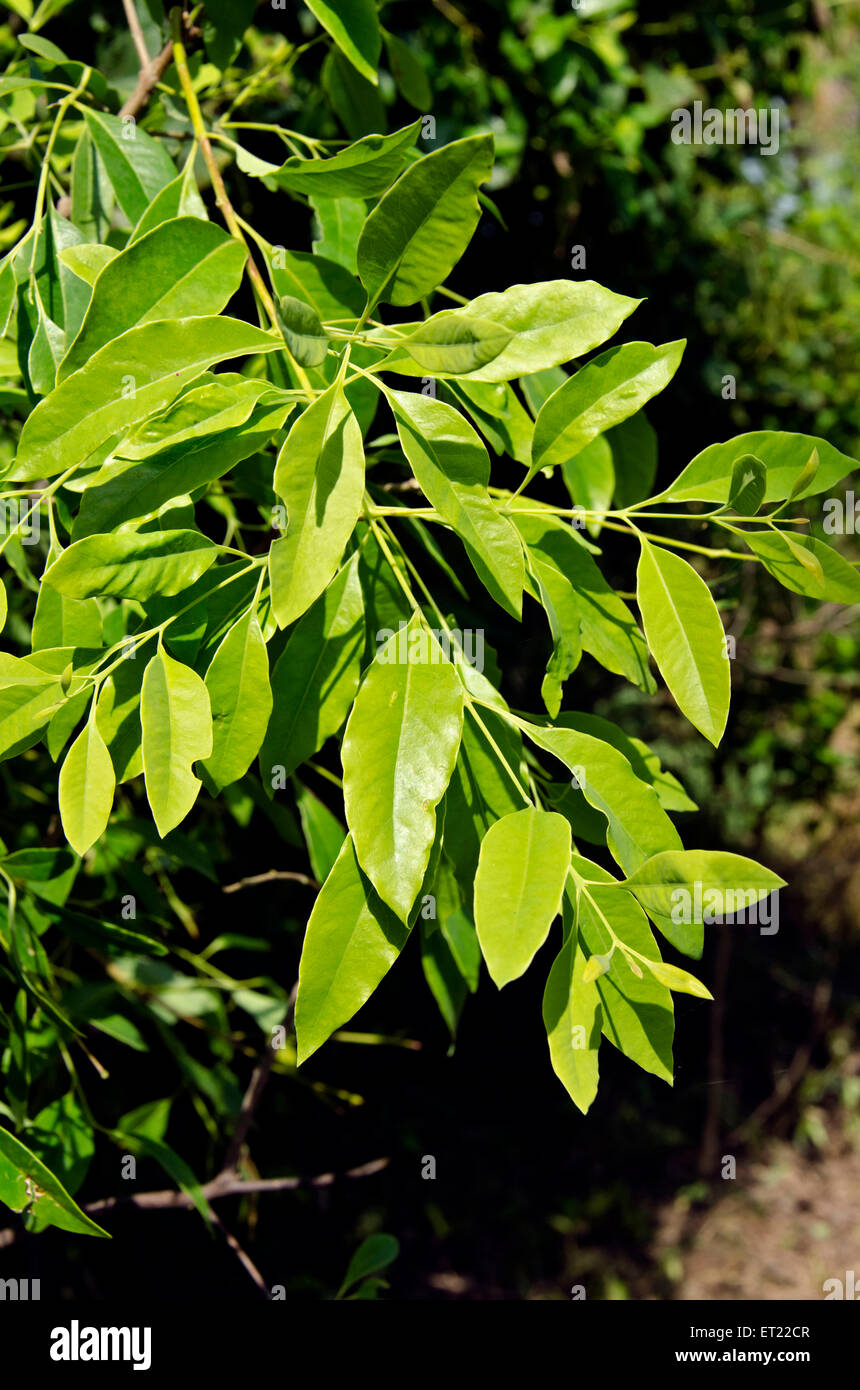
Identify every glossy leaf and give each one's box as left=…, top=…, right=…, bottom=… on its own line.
left=83, top=109, right=177, bottom=225
left=295, top=834, right=409, bottom=1064
left=342, top=616, right=464, bottom=921
left=273, top=121, right=418, bottom=197
left=620, top=849, right=785, bottom=920
left=58, top=712, right=115, bottom=857
left=305, top=0, right=382, bottom=84
left=665, top=430, right=856, bottom=504
left=743, top=529, right=860, bottom=604
left=43, top=530, right=220, bottom=602
left=357, top=134, right=494, bottom=306
left=261, top=555, right=364, bottom=783
left=0, top=1125, right=108, bottom=1237
left=474, top=807, right=570, bottom=986
left=636, top=539, right=730, bottom=746
left=11, top=316, right=280, bottom=481
left=141, top=647, right=213, bottom=837
left=58, top=219, right=247, bottom=380
left=203, top=608, right=272, bottom=794
left=270, top=383, right=365, bottom=627
left=276, top=294, right=329, bottom=368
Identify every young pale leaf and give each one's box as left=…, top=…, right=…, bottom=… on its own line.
left=273, top=120, right=419, bottom=197
left=261, top=555, right=364, bottom=784
left=83, top=108, right=177, bottom=224
left=342, top=616, right=464, bottom=922
left=357, top=134, right=494, bottom=306
left=58, top=219, right=247, bottom=380
left=276, top=294, right=329, bottom=367
left=620, top=849, right=785, bottom=920
left=742, top=529, right=860, bottom=604
left=11, top=317, right=280, bottom=481
left=141, top=647, right=213, bottom=837
left=727, top=453, right=766, bottom=515
left=305, top=0, right=382, bottom=84
left=474, top=807, right=571, bottom=987
left=636, top=540, right=730, bottom=745
left=202, top=608, right=272, bottom=795
left=543, top=896, right=602, bottom=1113
left=389, top=389, right=525, bottom=617
left=58, top=712, right=115, bottom=856
left=270, top=384, right=364, bottom=627
left=665, top=430, right=855, bottom=505
left=43, top=530, right=219, bottom=602
left=530, top=340, right=685, bottom=485
left=295, top=834, right=410, bottom=1064
left=0, top=1125, right=109, bottom=1238
left=643, top=959, right=712, bottom=999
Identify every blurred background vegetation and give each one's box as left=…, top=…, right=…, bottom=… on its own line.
left=1, top=0, right=858, bottom=1299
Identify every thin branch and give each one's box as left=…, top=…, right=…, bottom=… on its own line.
left=0, top=1159, right=391, bottom=1247
left=210, top=1210, right=270, bottom=1298
left=122, top=0, right=152, bottom=72
left=119, top=41, right=173, bottom=121
left=223, top=870, right=320, bottom=894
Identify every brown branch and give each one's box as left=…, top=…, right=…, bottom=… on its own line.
left=122, top=0, right=152, bottom=72
left=210, top=1210, right=270, bottom=1298
left=119, top=41, right=174, bottom=121
left=223, top=870, right=319, bottom=894
left=0, top=1158, right=390, bottom=1247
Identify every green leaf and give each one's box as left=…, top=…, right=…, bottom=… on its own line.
left=57, top=242, right=119, bottom=285
left=274, top=120, right=419, bottom=197
left=543, top=894, right=601, bottom=1113
left=357, top=133, right=494, bottom=306
left=514, top=512, right=655, bottom=691
left=636, top=539, right=730, bottom=746
left=665, top=431, right=856, bottom=504
left=310, top=195, right=365, bottom=273
left=643, top=958, right=712, bottom=999
left=129, top=164, right=208, bottom=241
left=305, top=0, right=382, bottom=85
left=83, top=109, right=177, bottom=225
left=58, top=710, right=115, bottom=855
left=530, top=340, right=685, bottom=484
left=267, top=245, right=365, bottom=321
left=418, top=281, right=640, bottom=383
left=11, top=316, right=280, bottom=481
left=382, top=312, right=513, bottom=376
left=342, top=616, right=464, bottom=921
left=74, top=387, right=291, bottom=537
left=0, top=1124, right=108, bottom=1237
left=270, top=383, right=365, bottom=628
left=202, top=608, right=272, bottom=794
left=58, top=219, right=248, bottom=380
left=261, top=555, right=364, bottom=784
left=141, top=647, right=213, bottom=837
left=389, top=389, right=525, bottom=617
left=474, top=807, right=570, bottom=986
left=276, top=294, right=329, bottom=368
left=620, top=849, right=785, bottom=920
left=575, top=862, right=675, bottom=1084
left=43, top=530, right=219, bottom=602
left=338, top=1232, right=399, bottom=1296
left=742, top=529, right=860, bottom=604
left=297, top=785, right=346, bottom=883
left=32, top=544, right=101, bottom=649
left=383, top=30, right=431, bottom=109
left=515, top=717, right=681, bottom=876
left=442, top=379, right=533, bottom=464
left=295, top=834, right=410, bottom=1063
left=727, top=453, right=766, bottom=515
left=562, top=434, right=614, bottom=538
left=608, top=410, right=658, bottom=508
